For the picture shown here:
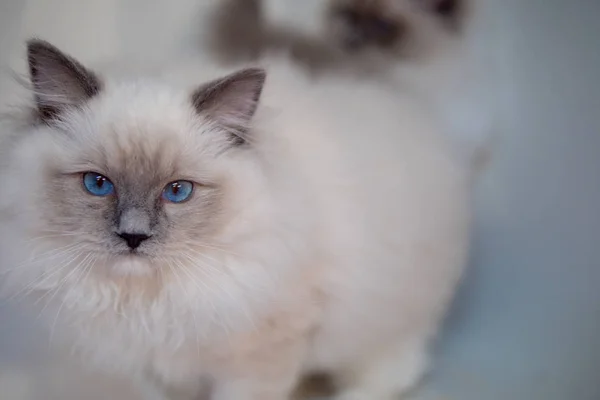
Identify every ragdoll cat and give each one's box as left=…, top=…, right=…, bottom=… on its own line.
left=323, top=0, right=493, bottom=169
left=325, top=0, right=469, bottom=52
left=207, top=0, right=493, bottom=175
left=0, top=39, right=470, bottom=400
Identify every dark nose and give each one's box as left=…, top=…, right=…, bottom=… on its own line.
left=118, top=232, right=150, bottom=250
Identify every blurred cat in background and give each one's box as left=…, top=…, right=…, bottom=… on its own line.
left=208, top=0, right=493, bottom=173
left=209, top=0, right=470, bottom=67
left=326, top=0, right=468, bottom=54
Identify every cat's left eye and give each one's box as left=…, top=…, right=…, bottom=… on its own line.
left=82, top=172, right=115, bottom=197
left=162, top=180, right=194, bottom=203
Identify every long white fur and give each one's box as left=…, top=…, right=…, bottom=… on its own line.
left=0, top=53, right=471, bottom=399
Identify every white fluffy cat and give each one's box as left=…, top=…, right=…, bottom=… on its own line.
left=0, top=39, right=470, bottom=399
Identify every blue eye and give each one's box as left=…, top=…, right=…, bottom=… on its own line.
left=163, top=180, right=194, bottom=203
left=82, top=172, right=114, bottom=196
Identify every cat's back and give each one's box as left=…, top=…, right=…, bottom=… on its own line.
left=256, top=61, right=468, bottom=202
left=253, top=60, right=471, bottom=268
left=251, top=60, right=472, bottom=371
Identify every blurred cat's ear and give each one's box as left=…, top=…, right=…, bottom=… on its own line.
left=27, top=39, right=102, bottom=122
left=191, top=68, right=266, bottom=144
left=418, top=0, right=466, bottom=29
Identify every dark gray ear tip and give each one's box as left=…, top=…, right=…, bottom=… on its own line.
left=432, top=0, right=469, bottom=30
left=26, top=39, right=68, bottom=76
left=26, top=38, right=58, bottom=58
left=239, top=67, right=267, bottom=84
left=25, top=38, right=101, bottom=122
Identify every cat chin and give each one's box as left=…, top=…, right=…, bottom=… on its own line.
left=108, top=254, right=154, bottom=277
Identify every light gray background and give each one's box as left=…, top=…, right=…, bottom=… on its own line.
left=0, top=0, right=599, bottom=399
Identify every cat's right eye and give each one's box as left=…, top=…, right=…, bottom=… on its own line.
left=82, top=172, right=115, bottom=197
left=162, top=180, right=194, bottom=204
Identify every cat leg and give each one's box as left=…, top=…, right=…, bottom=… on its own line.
left=211, top=339, right=307, bottom=400
left=334, top=339, right=429, bottom=400
left=211, top=359, right=303, bottom=400
left=211, top=348, right=304, bottom=400
left=212, top=376, right=298, bottom=400
left=137, top=377, right=170, bottom=400
left=137, top=373, right=205, bottom=400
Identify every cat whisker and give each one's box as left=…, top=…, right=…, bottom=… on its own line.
left=171, top=255, right=234, bottom=338
left=33, top=244, right=86, bottom=264
left=165, top=258, right=202, bottom=355
left=28, top=240, right=83, bottom=257
left=178, top=241, right=241, bottom=258
left=170, top=255, right=221, bottom=323
left=22, top=253, right=84, bottom=302
left=2, top=248, right=85, bottom=305
left=178, top=249, right=227, bottom=276
left=187, top=255, right=259, bottom=333
left=35, top=253, right=92, bottom=319
left=187, top=248, right=228, bottom=265
left=182, top=255, right=245, bottom=312
left=0, top=242, right=84, bottom=275
left=49, top=253, right=96, bottom=344
left=173, top=255, right=217, bottom=294
left=26, top=232, right=82, bottom=243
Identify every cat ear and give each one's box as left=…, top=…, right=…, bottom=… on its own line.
left=191, top=68, right=266, bottom=143
left=27, top=39, right=102, bottom=122
left=417, top=0, right=465, bottom=28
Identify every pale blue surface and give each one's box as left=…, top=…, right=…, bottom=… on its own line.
left=427, top=1, right=600, bottom=398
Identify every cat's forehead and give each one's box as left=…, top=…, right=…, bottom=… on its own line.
left=95, top=81, right=198, bottom=132
left=69, top=82, right=218, bottom=182
left=97, top=124, right=186, bottom=183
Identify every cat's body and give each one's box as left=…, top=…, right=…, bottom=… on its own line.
left=0, top=41, right=470, bottom=399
